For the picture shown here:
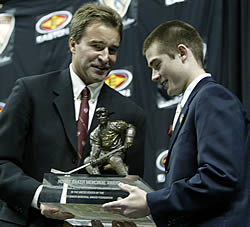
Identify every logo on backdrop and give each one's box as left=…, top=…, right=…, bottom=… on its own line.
left=99, top=0, right=137, bottom=29
left=156, top=149, right=168, bottom=172
left=99, top=0, right=131, bottom=18
left=0, top=102, right=6, bottom=113
left=35, top=11, right=72, bottom=44
left=105, top=69, right=133, bottom=97
left=0, top=13, right=15, bottom=66
left=156, top=88, right=182, bottom=109
left=155, top=149, right=169, bottom=184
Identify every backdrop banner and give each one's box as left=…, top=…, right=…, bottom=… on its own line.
left=0, top=0, right=249, bottom=189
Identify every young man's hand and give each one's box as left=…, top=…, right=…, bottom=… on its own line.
left=103, top=183, right=150, bottom=218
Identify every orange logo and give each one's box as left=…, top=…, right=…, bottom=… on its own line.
left=105, top=73, right=126, bottom=89
left=36, top=11, right=72, bottom=34
left=105, top=69, right=132, bottom=91
left=41, top=15, right=66, bottom=31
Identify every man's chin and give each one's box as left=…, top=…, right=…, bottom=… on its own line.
left=167, top=89, right=175, bottom=97
left=91, top=76, right=106, bottom=84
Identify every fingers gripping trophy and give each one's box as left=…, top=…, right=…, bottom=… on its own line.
left=84, top=107, right=136, bottom=175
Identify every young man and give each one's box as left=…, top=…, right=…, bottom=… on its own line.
left=103, top=20, right=250, bottom=227
left=0, top=3, right=145, bottom=227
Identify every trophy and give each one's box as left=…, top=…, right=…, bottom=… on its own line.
left=40, top=107, right=156, bottom=226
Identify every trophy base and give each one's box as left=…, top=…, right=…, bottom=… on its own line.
left=40, top=173, right=156, bottom=226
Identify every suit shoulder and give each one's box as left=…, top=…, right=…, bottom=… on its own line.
left=200, top=81, right=240, bottom=102
left=14, top=69, right=69, bottom=94
left=195, top=81, right=245, bottom=114
left=17, top=69, right=66, bottom=84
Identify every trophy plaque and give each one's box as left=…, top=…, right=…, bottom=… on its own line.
left=40, top=173, right=156, bottom=227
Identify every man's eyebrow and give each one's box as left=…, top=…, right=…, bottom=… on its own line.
left=112, top=44, right=119, bottom=49
left=88, top=40, right=104, bottom=45
left=89, top=40, right=119, bottom=49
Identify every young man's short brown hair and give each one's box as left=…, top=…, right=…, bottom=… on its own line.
left=143, top=20, right=204, bottom=68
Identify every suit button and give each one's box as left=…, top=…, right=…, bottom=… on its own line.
left=72, top=157, right=77, bottom=164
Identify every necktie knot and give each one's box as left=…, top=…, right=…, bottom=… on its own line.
left=81, top=87, right=90, bottom=100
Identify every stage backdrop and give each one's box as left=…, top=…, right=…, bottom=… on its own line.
left=0, top=0, right=249, bottom=189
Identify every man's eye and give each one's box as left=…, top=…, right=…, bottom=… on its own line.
left=154, top=63, right=160, bottom=70
left=157, top=62, right=162, bottom=70
left=92, top=44, right=103, bottom=50
left=109, top=48, right=117, bottom=55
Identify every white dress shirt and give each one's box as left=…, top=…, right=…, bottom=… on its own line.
left=70, top=64, right=104, bottom=128
left=180, top=73, right=211, bottom=108
left=172, top=73, right=211, bottom=130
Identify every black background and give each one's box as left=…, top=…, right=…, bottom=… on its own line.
left=0, top=0, right=249, bottom=189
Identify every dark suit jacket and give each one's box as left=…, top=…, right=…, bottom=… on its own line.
left=0, top=69, right=145, bottom=226
left=147, top=77, right=250, bottom=227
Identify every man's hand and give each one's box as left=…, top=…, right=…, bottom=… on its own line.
left=40, top=204, right=74, bottom=220
left=102, top=183, right=150, bottom=218
left=91, top=220, right=137, bottom=227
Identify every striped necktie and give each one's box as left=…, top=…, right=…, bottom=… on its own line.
left=77, top=87, right=89, bottom=166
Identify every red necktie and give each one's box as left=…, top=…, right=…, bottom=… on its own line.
left=77, top=87, right=89, bottom=166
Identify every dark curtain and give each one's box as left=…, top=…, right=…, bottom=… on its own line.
left=240, top=0, right=250, bottom=117
left=0, top=0, right=249, bottom=189
left=220, top=0, right=249, bottom=116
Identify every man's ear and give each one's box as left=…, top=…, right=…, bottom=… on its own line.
left=69, top=37, right=76, bottom=53
left=177, top=44, right=187, bottom=62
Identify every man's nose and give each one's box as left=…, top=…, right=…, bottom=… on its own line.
left=152, top=69, right=160, bottom=81
left=98, top=48, right=109, bottom=63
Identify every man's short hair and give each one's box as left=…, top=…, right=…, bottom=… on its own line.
left=69, top=2, right=123, bottom=44
left=143, top=20, right=204, bottom=68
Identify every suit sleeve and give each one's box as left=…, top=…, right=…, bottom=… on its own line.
left=0, top=79, right=41, bottom=215
left=147, top=85, right=248, bottom=220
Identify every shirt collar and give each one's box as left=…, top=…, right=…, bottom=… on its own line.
left=69, top=64, right=104, bottom=102
left=181, top=73, right=211, bottom=108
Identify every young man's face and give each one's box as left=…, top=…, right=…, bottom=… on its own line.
left=145, top=41, right=188, bottom=96
left=70, top=22, right=121, bottom=85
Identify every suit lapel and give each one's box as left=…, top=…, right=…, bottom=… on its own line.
left=165, top=77, right=215, bottom=170
left=168, top=105, right=188, bottom=152
left=53, top=69, right=78, bottom=153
